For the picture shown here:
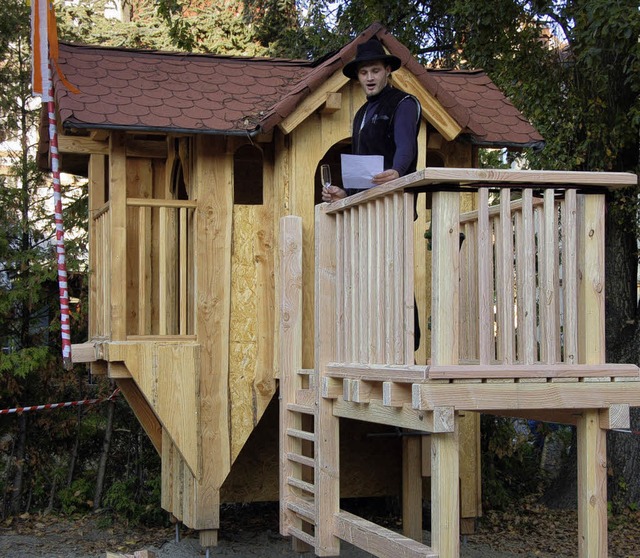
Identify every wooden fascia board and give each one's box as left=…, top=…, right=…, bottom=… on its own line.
left=58, top=135, right=108, bottom=155
left=57, top=134, right=168, bottom=159
left=391, top=68, right=462, bottom=142
left=278, top=72, right=350, bottom=135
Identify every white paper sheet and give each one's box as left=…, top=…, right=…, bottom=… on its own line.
left=340, top=154, right=384, bottom=190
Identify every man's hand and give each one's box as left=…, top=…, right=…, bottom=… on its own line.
left=371, top=169, right=400, bottom=185
left=322, top=185, right=347, bottom=203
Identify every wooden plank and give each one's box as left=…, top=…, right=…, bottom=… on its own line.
left=427, top=363, right=639, bottom=379
left=393, top=193, right=405, bottom=363
left=137, top=206, right=152, bottom=335
left=413, top=381, right=640, bottom=411
left=314, top=203, right=340, bottom=556
left=58, top=134, right=108, bottom=155
left=334, top=510, right=438, bottom=558
left=126, top=197, right=197, bottom=208
left=70, top=342, right=98, bottom=363
left=323, top=168, right=637, bottom=215
left=333, top=398, right=452, bottom=433
left=325, top=362, right=428, bottom=381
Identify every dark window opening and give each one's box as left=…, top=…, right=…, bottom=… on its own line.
left=234, top=144, right=263, bottom=205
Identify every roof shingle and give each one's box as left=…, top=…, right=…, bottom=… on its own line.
left=49, top=24, right=543, bottom=148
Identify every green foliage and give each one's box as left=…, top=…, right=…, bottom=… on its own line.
left=58, top=476, right=94, bottom=515
left=481, top=416, right=545, bottom=509
left=103, top=475, right=164, bottom=526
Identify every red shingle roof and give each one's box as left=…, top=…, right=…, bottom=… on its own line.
left=50, top=23, right=543, bottom=148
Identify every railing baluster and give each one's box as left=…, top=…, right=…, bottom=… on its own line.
left=541, top=190, right=559, bottom=363
left=179, top=207, right=188, bottom=336
left=477, top=187, right=492, bottom=365
left=563, top=190, right=578, bottom=363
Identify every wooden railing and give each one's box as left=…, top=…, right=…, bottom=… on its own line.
left=91, top=198, right=196, bottom=339
left=319, top=168, right=638, bottom=378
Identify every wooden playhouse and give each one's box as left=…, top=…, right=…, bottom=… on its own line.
left=40, top=23, right=640, bottom=558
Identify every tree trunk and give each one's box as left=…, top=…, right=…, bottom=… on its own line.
left=93, top=398, right=115, bottom=510
left=67, top=408, right=83, bottom=488
left=10, top=414, right=27, bottom=515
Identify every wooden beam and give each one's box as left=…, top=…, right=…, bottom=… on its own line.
left=320, top=92, right=342, bottom=114
left=278, top=72, right=349, bottom=134
left=412, top=381, right=640, bottom=411
left=427, top=363, right=639, bottom=380
left=70, top=342, right=100, bottom=363
left=392, top=68, right=462, bottom=142
left=332, top=398, right=453, bottom=433
left=323, top=168, right=638, bottom=215
left=334, top=511, right=437, bottom=558
left=116, top=378, right=162, bottom=455
left=58, top=135, right=108, bottom=155
left=326, top=362, right=428, bottom=382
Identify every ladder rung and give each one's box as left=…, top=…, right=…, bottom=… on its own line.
left=287, top=428, right=316, bottom=442
left=286, top=403, right=316, bottom=415
left=288, top=525, right=315, bottom=547
left=298, top=368, right=315, bottom=376
left=287, top=452, right=315, bottom=468
left=286, top=497, right=316, bottom=522
left=287, top=476, right=315, bottom=495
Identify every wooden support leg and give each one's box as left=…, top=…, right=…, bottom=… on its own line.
left=431, top=420, right=459, bottom=558
left=577, top=409, right=607, bottom=558
left=402, top=435, right=423, bottom=542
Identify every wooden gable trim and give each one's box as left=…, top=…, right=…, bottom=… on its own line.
left=391, top=68, right=462, bottom=142
left=278, top=71, right=350, bottom=135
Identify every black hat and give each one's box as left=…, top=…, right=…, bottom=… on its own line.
left=342, top=39, right=402, bottom=79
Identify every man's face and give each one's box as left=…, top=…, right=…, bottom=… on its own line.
left=357, top=61, right=390, bottom=97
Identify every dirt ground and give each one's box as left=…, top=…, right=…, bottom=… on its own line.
left=1, top=501, right=639, bottom=557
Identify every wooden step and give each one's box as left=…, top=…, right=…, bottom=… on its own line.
left=286, top=427, right=316, bottom=442
left=287, top=476, right=315, bottom=495
left=286, top=402, right=316, bottom=415
left=286, top=496, right=316, bottom=522
left=286, top=452, right=315, bottom=468
left=287, top=525, right=315, bottom=547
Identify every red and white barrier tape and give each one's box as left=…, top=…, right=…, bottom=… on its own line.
left=0, top=388, right=120, bottom=415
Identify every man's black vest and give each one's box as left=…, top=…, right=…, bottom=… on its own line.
left=352, top=86, right=420, bottom=174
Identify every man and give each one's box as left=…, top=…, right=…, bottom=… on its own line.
left=321, top=38, right=421, bottom=202
left=322, top=38, right=422, bottom=351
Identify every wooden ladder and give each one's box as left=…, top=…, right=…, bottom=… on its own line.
left=279, top=366, right=318, bottom=550
left=279, top=215, right=318, bottom=550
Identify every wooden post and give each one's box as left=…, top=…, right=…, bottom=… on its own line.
left=279, top=216, right=305, bottom=538
left=577, top=193, right=607, bottom=558
left=402, top=435, right=423, bottom=541
left=430, top=190, right=460, bottom=558
left=315, top=204, right=340, bottom=556
left=191, top=135, right=234, bottom=538
left=108, top=132, right=127, bottom=340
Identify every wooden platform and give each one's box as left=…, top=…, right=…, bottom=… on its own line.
left=278, top=168, right=640, bottom=558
